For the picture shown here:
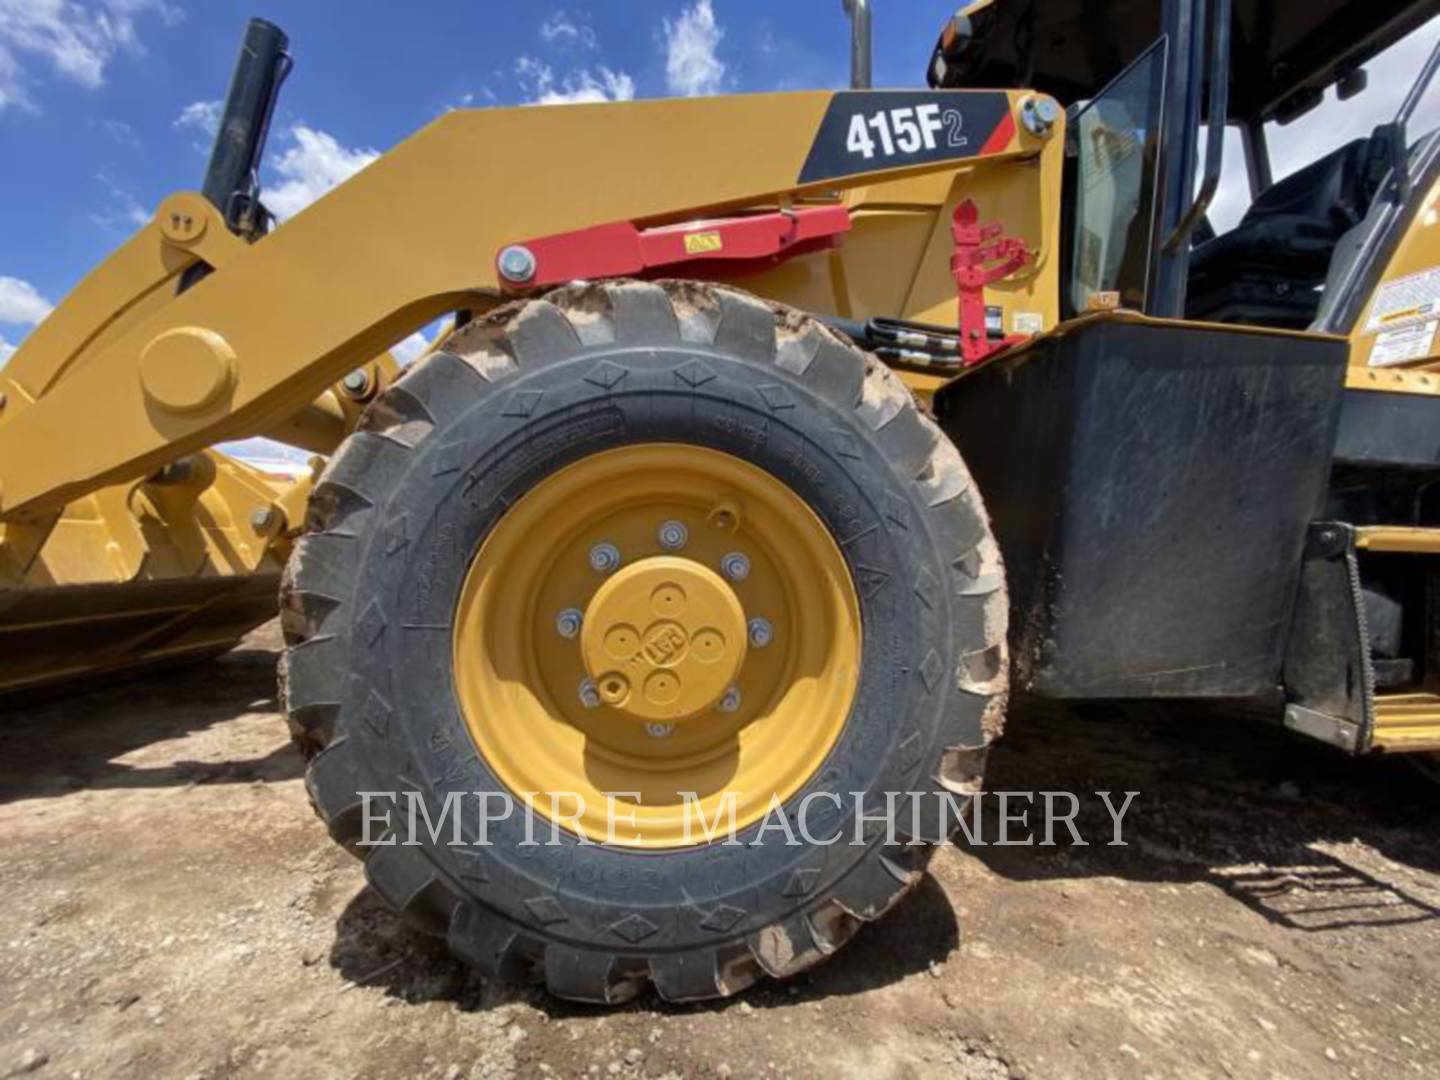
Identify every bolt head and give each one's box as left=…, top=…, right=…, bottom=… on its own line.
left=578, top=678, right=601, bottom=709
left=589, top=542, right=621, bottom=573
left=721, top=551, right=751, bottom=582
left=717, top=687, right=742, bottom=713
left=645, top=722, right=674, bottom=738
left=747, top=617, right=773, bottom=648
left=249, top=507, right=275, bottom=532
left=498, top=244, right=538, bottom=284
left=1021, top=96, right=1057, bottom=137
left=657, top=520, right=688, bottom=550
left=341, top=369, right=370, bottom=395
left=555, top=608, right=583, bottom=639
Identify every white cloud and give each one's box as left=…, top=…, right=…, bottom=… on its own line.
left=516, top=55, right=634, bottom=105
left=264, top=125, right=380, bottom=220
left=443, top=87, right=497, bottom=113
left=663, top=0, right=725, bottom=97
left=218, top=437, right=313, bottom=475
left=0, top=275, right=53, bottom=325
left=540, top=11, right=596, bottom=51
left=390, top=332, right=430, bottom=365
left=90, top=170, right=149, bottom=232
left=103, top=117, right=137, bottom=147
left=0, top=336, right=14, bottom=366
left=0, top=46, right=22, bottom=111
left=0, top=0, right=180, bottom=113
left=174, top=98, right=220, bottom=137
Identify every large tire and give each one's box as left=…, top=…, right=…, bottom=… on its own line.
left=280, top=280, right=1007, bottom=1003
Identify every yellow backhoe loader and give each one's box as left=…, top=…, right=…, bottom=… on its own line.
left=3, top=0, right=1439, bottom=1002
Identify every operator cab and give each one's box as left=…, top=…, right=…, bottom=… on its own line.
left=928, top=0, right=1438, bottom=330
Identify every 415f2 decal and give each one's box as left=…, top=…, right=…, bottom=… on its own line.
left=844, top=103, right=965, bottom=159
left=799, top=91, right=1012, bottom=185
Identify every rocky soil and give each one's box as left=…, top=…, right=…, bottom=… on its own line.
left=2, top=621, right=1438, bottom=1079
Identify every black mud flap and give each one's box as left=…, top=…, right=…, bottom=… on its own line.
left=1281, top=523, right=1371, bottom=752
left=935, top=317, right=1347, bottom=699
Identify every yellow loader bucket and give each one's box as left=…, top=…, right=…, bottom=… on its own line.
left=0, top=450, right=299, bottom=697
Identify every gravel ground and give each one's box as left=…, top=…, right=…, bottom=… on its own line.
left=2, top=620, right=1438, bottom=1079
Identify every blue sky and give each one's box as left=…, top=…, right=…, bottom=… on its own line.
left=0, top=0, right=953, bottom=366
left=1, top=1, right=1437, bottom=370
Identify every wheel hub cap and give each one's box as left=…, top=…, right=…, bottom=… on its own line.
left=580, top=556, right=747, bottom=723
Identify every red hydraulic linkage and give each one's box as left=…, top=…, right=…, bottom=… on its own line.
left=950, top=198, right=1032, bottom=366
left=495, top=205, right=852, bottom=289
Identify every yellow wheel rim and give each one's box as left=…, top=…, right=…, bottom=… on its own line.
left=452, top=443, right=861, bottom=849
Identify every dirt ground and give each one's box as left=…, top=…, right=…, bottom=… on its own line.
left=2, top=621, right=1439, bottom=1080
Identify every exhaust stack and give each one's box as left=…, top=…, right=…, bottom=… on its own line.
left=842, top=0, right=872, bottom=90
left=201, top=18, right=292, bottom=237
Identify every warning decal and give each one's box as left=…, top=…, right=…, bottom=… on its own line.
left=1365, top=266, right=1440, bottom=334
left=1369, top=321, right=1439, bottom=367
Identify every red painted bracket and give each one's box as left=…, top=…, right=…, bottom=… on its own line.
left=950, top=199, right=1033, bottom=366
left=496, top=205, right=852, bottom=289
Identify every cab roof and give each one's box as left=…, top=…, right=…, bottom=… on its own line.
left=930, top=0, right=1436, bottom=124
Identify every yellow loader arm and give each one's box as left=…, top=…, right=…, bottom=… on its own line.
left=0, top=89, right=1056, bottom=522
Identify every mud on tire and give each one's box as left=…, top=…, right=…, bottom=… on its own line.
left=279, top=280, right=1008, bottom=1003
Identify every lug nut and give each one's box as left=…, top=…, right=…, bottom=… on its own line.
left=645, top=722, right=674, bottom=738
left=497, top=244, right=538, bottom=284
left=589, top=542, right=620, bottom=573
left=721, top=552, right=750, bottom=582
left=657, top=520, right=688, bottom=550
left=555, top=608, right=583, bottom=639
left=341, top=369, right=370, bottom=397
left=718, top=687, right=741, bottom=713
left=748, top=618, right=773, bottom=648
left=578, top=678, right=601, bottom=708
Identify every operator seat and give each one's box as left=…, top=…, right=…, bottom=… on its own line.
left=1186, top=138, right=1383, bottom=329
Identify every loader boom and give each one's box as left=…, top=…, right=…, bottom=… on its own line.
left=0, top=90, right=1054, bottom=523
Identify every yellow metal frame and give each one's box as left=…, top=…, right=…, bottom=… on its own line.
left=1371, top=692, right=1440, bottom=752
left=1354, top=526, right=1440, bottom=554
left=0, top=90, right=1059, bottom=523
left=1354, top=527, right=1440, bottom=752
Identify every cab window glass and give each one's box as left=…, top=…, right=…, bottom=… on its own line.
left=1068, top=41, right=1167, bottom=314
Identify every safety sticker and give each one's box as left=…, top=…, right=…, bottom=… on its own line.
left=1369, top=321, right=1438, bottom=367
left=1365, top=266, right=1440, bottom=334
left=683, top=231, right=723, bottom=255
